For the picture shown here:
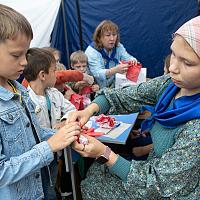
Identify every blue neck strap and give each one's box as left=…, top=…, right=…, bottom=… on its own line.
left=141, top=82, right=200, bottom=131
left=90, top=42, right=119, bottom=69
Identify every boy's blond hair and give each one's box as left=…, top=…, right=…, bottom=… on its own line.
left=56, top=62, right=66, bottom=71
left=42, top=47, right=61, bottom=58
left=42, top=47, right=66, bottom=71
left=70, top=50, right=88, bottom=66
left=0, top=4, right=33, bottom=41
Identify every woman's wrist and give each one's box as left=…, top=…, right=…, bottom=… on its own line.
left=113, top=66, right=118, bottom=74
left=105, top=151, right=118, bottom=167
left=106, top=68, right=112, bottom=77
left=106, top=67, right=116, bottom=77
left=85, top=103, right=99, bottom=117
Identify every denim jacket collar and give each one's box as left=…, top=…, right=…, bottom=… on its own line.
left=0, top=80, right=28, bottom=102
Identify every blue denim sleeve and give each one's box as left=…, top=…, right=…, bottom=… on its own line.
left=39, top=127, right=56, bottom=141
left=0, top=141, right=53, bottom=186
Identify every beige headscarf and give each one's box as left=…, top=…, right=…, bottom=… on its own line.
left=175, top=16, right=200, bottom=57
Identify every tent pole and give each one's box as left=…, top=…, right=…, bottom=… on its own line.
left=61, top=3, right=77, bottom=199
left=75, top=0, right=83, bottom=50
left=61, top=0, right=70, bottom=67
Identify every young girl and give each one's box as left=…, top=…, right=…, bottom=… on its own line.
left=69, top=16, right=200, bottom=199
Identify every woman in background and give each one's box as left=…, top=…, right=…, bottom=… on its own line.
left=85, top=20, right=138, bottom=88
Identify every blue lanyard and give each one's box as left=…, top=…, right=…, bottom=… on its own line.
left=90, top=42, right=119, bottom=69
left=45, top=94, right=52, bottom=127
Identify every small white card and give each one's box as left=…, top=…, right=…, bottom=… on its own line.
left=94, top=122, right=132, bottom=139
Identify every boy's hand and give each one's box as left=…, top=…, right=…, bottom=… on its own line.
left=47, top=122, right=81, bottom=152
left=83, top=73, right=94, bottom=85
left=75, top=81, right=88, bottom=91
left=91, top=84, right=100, bottom=92
left=53, top=121, right=66, bottom=129
left=64, top=88, right=75, bottom=100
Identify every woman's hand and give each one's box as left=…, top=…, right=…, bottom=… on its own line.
left=67, top=103, right=100, bottom=125
left=72, top=134, right=105, bottom=158
left=67, top=110, right=91, bottom=126
left=115, top=63, right=129, bottom=74
left=72, top=134, right=119, bottom=166
left=47, top=121, right=81, bottom=152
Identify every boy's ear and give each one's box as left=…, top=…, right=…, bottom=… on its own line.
left=38, top=70, right=46, bottom=81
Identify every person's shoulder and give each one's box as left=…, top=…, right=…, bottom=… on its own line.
left=140, top=74, right=171, bottom=99
left=46, top=87, right=61, bottom=94
left=116, top=42, right=125, bottom=49
left=115, top=43, right=129, bottom=54
left=177, top=118, right=200, bottom=140
left=117, top=42, right=123, bottom=47
left=185, top=118, right=200, bottom=129
left=46, top=87, right=66, bottom=102
left=85, top=44, right=100, bottom=56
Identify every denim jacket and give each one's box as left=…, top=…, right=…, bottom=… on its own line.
left=0, top=81, right=54, bottom=200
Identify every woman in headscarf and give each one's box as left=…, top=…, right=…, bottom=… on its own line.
left=70, top=16, right=200, bottom=199
left=85, top=20, right=138, bottom=89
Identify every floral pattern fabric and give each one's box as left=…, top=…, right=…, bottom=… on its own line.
left=81, top=75, right=200, bottom=199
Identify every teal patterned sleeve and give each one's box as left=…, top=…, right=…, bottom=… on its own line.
left=122, top=119, right=200, bottom=199
left=95, top=75, right=171, bottom=114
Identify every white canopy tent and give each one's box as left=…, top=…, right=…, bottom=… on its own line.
left=0, top=0, right=61, bottom=47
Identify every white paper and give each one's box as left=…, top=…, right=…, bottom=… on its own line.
left=115, top=68, right=146, bottom=88
left=94, top=122, right=132, bottom=139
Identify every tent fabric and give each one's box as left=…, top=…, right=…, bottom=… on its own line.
left=51, top=0, right=81, bottom=68
left=51, top=0, right=198, bottom=77
left=1, top=0, right=61, bottom=48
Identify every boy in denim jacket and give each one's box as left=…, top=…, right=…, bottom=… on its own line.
left=0, top=4, right=81, bottom=200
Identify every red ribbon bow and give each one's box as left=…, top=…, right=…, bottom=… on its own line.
left=95, top=114, right=115, bottom=129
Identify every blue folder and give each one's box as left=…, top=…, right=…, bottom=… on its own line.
left=91, top=113, right=138, bottom=144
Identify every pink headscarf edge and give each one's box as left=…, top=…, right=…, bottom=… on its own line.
left=175, top=16, right=200, bottom=58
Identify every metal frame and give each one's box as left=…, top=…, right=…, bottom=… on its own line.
left=64, top=147, right=77, bottom=200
